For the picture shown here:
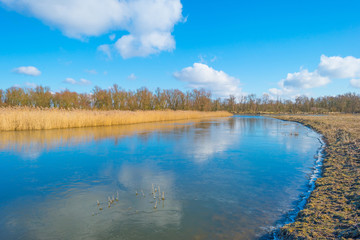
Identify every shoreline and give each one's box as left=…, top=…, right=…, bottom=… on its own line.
left=270, top=118, right=326, bottom=239
left=272, top=115, right=360, bottom=239
left=0, top=108, right=232, bottom=131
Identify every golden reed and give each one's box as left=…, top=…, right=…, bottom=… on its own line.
left=0, top=107, right=232, bottom=131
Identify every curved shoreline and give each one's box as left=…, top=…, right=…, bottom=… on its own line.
left=270, top=119, right=326, bottom=239
left=271, top=115, right=360, bottom=239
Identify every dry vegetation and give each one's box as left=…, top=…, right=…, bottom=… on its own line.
left=0, top=107, right=232, bottom=131
left=274, top=115, right=360, bottom=239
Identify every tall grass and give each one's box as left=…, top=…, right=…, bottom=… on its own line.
left=0, top=107, right=232, bottom=131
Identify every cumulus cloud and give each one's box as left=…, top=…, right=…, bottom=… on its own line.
left=174, top=63, right=242, bottom=98
left=268, top=87, right=298, bottom=100
left=13, top=66, right=41, bottom=76
left=1, top=0, right=183, bottom=58
left=267, top=69, right=329, bottom=98
left=318, top=55, right=360, bottom=79
left=350, top=79, right=360, bottom=88
left=114, top=0, right=182, bottom=58
left=63, top=78, right=91, bottom=85
left=280, top=69, right=330, bottom=90
left=115, top=31, right=176, bottom=58
left=1, top=0, right=128, bottom=38
left=268, top=55, right=360, bottom=98
left=268, top=88, right=284, bottom=96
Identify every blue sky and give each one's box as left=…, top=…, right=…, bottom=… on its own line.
left=1, top=0, right=360, bottom=99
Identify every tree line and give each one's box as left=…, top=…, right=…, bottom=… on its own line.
left=0, top=85, right=359, bottom=113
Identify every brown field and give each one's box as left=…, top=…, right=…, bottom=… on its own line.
left=273, top=115, right=360, bottom=239
left=0, top=107, right=232, bottom=131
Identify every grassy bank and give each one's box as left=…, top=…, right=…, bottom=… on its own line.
left=0, top=107, right=232, bottom=131
left=273, top=115, right=360, bottom=239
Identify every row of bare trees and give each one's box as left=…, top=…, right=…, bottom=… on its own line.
left=0, top=85, right=359, bottom=113
left=0, top=85, right=217, bottom=111
left=224, top=93, right=360, bottom=113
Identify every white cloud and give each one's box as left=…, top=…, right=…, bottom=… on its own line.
left=267, top=87, right=297, bottom=99
left=267, top=55, right=360, bottom=98
left=280, top=69, right=330, bottom=90
left=64, top=78, right=77, bottom=85
left=1, top=0, right=128, bottom=38
left=97, top=44, right=112, bottom=59
left=174, top=63, right=242, bottom=98
left=350, top=79, right=360, bottom=88
left=63, top=78, right=91, bottom=85
left=269, top=88, right=284, bottom=96
left=128, top=73, right=137, bottom=80
left=13, top=66, right=41, bottom=76
left=114, top=0, right=182, bottom=58
left=318, top=55, right=360, bottom=79
left=1, top=0, right=183, bottom=58
left=115, top=31, right=175, bottom=58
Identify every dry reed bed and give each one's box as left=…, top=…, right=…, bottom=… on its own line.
left=0, top=108, right=232, bottom=131
left=274, top=115, right=360, bottom=239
